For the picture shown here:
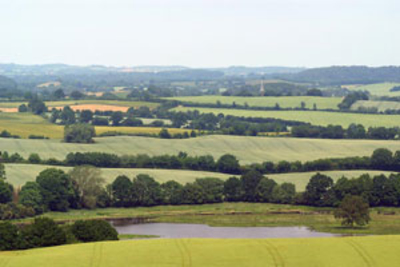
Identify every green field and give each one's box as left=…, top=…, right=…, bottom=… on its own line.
left=2, top=135, right=400, bottom=164
left=166, top=95, right=342, bottom=110
left=173, top=106, right=400, bottom=128
left=0, top=113, right=187, bottom=139
left=5, top=164, right=394, bottom=191
left=0, top=100, right=159, bottom=109
left=351, top=100, right=400, bottom=112
left=0, top=236, right=399, bottom=267
left=346, top=82, right=400, bottom=96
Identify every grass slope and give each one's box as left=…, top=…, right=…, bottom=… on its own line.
left=0, top=113, right=188, bottom=139
left=5, top=164, right=394, bottom=191
left=173, top=106, right=400, bottom=128
left=5, top=164, right=233, bottom=186
left=166, top=95, right=342, bottom=110
left=347, top=82, right=400, bottom=96
left=2, top=135, right=400, bottom=164
left=1, top=236, right=400, bottom=266
left=352, top=100, right=400, bottom=112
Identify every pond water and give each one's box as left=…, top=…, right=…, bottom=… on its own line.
left=111, top=222, right=339, bottom=239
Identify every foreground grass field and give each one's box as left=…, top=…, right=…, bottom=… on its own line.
left=1, top=236, right=400, bottom=267
left=2, top=135, right=400, bottom=164
left=0, top=113, right=188, bottom=139
left=166, top=95, right=342, bottom=110
left=5, top=164, right=394, bottom=190
left=173, top=106, right=400, bottom=127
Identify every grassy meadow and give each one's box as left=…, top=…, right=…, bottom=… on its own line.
left=166, top=95, right=342, bottom=110
left=1, top=236, right=400, bottom=267
left=173, top=106, right=400, bottom=127
left=4, top=164, right=233, bottom=186
left=346, top=82, right=400, bottom=96
left=1, top=135, right=400, bottom=164
left=351, top=100, right=400, bottom=112
left=5, top=163, right=395, bottom=190
left=0, top=113, right=187, bottom=139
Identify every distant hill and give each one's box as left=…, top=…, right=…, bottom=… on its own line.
left=0, top=75, right=17, bottom=90
left=277, top=66, right=400, bottom=85
left=212, top=66, right=305, bottom=76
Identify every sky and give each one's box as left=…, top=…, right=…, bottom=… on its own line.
left=0, top=0, right=399, bottom=68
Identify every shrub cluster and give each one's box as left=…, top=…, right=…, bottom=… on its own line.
left=0, top=218, right=118, bottom=251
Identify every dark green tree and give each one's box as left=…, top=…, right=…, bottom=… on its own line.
left=0, top=180, right=12, bottom=204
left=217, top=154, right=241, bottom=174
left=64, top=123, right=96, bottom=143
left=19, top=182, right=43, bottom=214
left=241, top=170, right=263, bottom=202
left=304, top=173, right=335, bottom=206
left=371, top=148, right=393, bottom=170
left=131, top=174, right=162, bottom=206
left=111, top=175, right=133, bottom=207
left=161, top=181, right=184, bottom=205
left=223, top=177, right=243, bottom=201
left=36, top=169, right=75, bottom=211
left=334, top=195, right=371, bottom=227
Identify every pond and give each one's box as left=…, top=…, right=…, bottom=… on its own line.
left=111, top=221, right=339, bottom=239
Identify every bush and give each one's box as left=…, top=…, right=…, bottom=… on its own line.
left=0, top=222, right=20, bottom=250
left=71, top=220, right=118, bottom=242
left=21, top=217, right=67, bottom=249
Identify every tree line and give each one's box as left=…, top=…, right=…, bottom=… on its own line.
left=1, top=148, right=400, bottom=176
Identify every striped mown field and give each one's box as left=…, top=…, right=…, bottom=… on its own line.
left=1, top=135, right=400, bottom=164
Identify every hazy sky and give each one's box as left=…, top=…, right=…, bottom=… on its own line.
left=0, top=0, right=399, bottom=67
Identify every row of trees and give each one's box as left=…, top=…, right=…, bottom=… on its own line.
left=302, top=172, right=400, bottom=207
left=292, top=124, right=400, bottom=140
left=2, top=148, right=400, bottom=176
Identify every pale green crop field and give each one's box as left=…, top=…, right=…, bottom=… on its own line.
left=5, top=164, right=394, bottom=191
left=1, top=236, right=400, bottom=267
left=0, top=113, right=188, bottom=139
left=2, top=135, right=400, bottom=164
left=346, top=82, right=400, bottom=96
left=173, top=106, right=400, bottom=128
left=4, top=164, right=233, bottom=186
left=352, top=100, right=400, bottom=112
left=166, top=95, right=342, bottom=110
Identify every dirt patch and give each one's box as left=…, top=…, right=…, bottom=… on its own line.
left=53, top=104, right=130, bottom=112
left=0, top=107, right=18, bottom=113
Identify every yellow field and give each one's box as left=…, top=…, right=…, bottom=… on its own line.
left=0, top=113, right=189, bottom=139
left=1, top=236, right=399, bottom=266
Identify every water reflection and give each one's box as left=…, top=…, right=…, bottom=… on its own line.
left=111, top=222, right=339, bottom=239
